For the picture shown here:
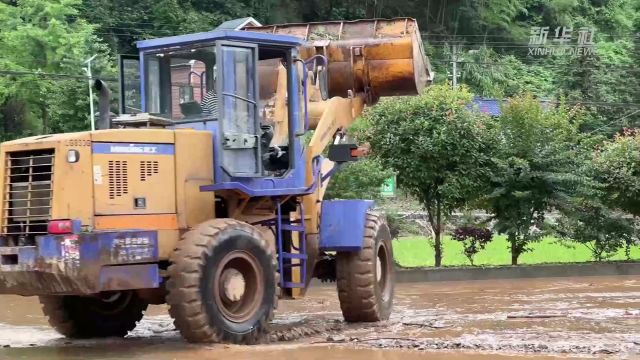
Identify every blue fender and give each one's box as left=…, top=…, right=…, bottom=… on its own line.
left=319, top=199, right=375, bottom=251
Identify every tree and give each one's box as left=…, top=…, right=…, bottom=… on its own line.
left=80, top=0, right=302, bottom=55
left=324, top=158, right=393, bottom=201
left=582, top=128, right=640, bottom=259
left=558, top=39, right=640, bottom=135
left=592, top=129, right=640, bottom=217
left=556, top=200, right=635, bottom=261
left=359, top=85, right=498, bottom=267
left=455, top=48, right=556, bottom=99
left=485, top=95, right=585, bottom=265
left=80, top=0, right=226, bottom=54
left=0, top=0, right=112, bottom=138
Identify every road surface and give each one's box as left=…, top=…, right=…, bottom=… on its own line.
left=0, top=275, right=637, bottom=359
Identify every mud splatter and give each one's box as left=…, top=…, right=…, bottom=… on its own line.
left=0, top=275, right=638, bottom=359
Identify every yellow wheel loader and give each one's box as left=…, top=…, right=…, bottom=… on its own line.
left=0, top=18, right=432, bottom=343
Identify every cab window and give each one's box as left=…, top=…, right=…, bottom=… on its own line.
left=143, top=45, right=217, bottom=121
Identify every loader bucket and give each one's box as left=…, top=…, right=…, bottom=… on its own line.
left=244, top=18, right=433, bottom=101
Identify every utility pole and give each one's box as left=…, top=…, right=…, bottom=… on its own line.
left=450, top=44, right=458, bottom=88
left=83, top=55, right=97, bottom=131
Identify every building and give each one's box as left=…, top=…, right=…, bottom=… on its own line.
left=468, top=96, right=553, bottom=117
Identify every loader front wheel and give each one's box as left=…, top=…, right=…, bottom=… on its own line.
left=336, top=212, right=395, bottom=322
left=166, top=219, right=276, bottom=344
left=39, top=291, right=147, bottom=338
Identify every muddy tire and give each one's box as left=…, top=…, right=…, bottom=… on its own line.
left=39, top=291, right=147, bottom=338
left=336, top=212, right=395, bottom=322
left=166, top=219, right=277, bottom=344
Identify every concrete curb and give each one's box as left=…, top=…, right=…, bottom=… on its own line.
left=395, top=262, right=640, bottom=283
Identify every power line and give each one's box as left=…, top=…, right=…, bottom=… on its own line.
left=92, top=32, right=639, bottom=52
left=95, top=31, right=159, bottom=38
left=502, top=99, right=640, bottom=108
left=3, top=68, right=636, bottom=106
left=92, top=28, right=640, bottom=45
left=586, top=109, right=640, bottom=133
left=70, top=13, right=640, bottom=40
left=429, top=60, right=640, bottom=73
left=430, top=60, right=640, bottom=74
left=472, top=97, right=640, bottom=109
left=70, top=17, right=640, bottom=43
left=424, top=40, right=640, bottom=47
left=81, top=22, right=640, bottom=49
left=0, top=70, right=117, bottom=81
left=69, top=14, right=217, bottom=33
left=421, top=32, right=640, bottom=39
left=551, top=101, right=640, bottom=108
left=97, top=26, right=176, bottom=34
left=94, top=31, right=174, bottom=39
left=69, top=13, right=205, bottom=28
left=426, top=43, right=601, bottom=49
left=33, top=11, right=640, bottom=42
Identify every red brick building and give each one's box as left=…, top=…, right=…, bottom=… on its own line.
left=170, top=60, right=207, bottom=119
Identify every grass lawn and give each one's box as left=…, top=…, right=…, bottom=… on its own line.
left=392, top=235, right=640, bottom=267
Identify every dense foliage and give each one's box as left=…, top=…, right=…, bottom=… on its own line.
left=592, top=129, right=640, bottom=216
left=1, top=0, right=640, bottom=266
left=2, top=0, right=639, bottom=139
left=0, top=0, right=112, bottom=139
left=554, top=128, right=640, bottom=261
left=484, top=95, right=587, bottom=265
left=556, top=201, right=636, bottom=261
left=360, top=85, right=498, bottom=267
left=324, top=158, right=393, bottom=201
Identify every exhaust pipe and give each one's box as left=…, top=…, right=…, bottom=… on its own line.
left=93, top=79, right=111, bottom=130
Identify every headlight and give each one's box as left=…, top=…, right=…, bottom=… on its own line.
left=67, top=149, right=80, bottom=163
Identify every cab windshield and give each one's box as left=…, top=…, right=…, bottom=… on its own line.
left=130, top=42, right=297, bottom=176
left=144, top=45, right=217, bottom=121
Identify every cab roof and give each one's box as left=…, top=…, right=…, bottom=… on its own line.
left=136, top=30, right=303, bottom=52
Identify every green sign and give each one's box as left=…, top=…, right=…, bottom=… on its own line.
left=380, top=176, right=396, bottom=197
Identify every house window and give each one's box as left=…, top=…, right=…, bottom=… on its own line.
left=179, top=86, right=194, bottom=104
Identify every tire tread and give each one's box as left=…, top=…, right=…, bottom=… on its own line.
left=336, top=212, right=394, bottom=322
left=166, top=218, right=277, bottom=344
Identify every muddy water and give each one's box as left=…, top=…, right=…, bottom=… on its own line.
left=0, top=344, right=566, bottom=360
left=0, top=276, right=638, bottom=359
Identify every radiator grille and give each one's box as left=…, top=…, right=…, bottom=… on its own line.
left=108, top=160, right=129, bottom=199
left=140, top=161, right=159, bottom=181
left=3, top=149, right=54, bottom=242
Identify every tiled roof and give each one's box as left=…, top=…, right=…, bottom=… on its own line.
left=216, top=17, right=262, bottom=31
left=467, top=97, right=554, bottom=116
left=468, top=97, right=502, bottom=116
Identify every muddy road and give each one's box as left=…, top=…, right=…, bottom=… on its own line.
left=0, top=275, right=638, bottom=359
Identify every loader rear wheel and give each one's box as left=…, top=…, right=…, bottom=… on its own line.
left=166, top=219, right=277, bottom=344
left=39, top=291, right=147, bottom=338
left=336, top=212, right=395, bottom=322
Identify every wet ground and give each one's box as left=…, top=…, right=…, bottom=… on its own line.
left=0, top=275, right=638, bottom=359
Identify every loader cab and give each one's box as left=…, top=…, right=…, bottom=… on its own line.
left=121, top=30, right=310, bottom=196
